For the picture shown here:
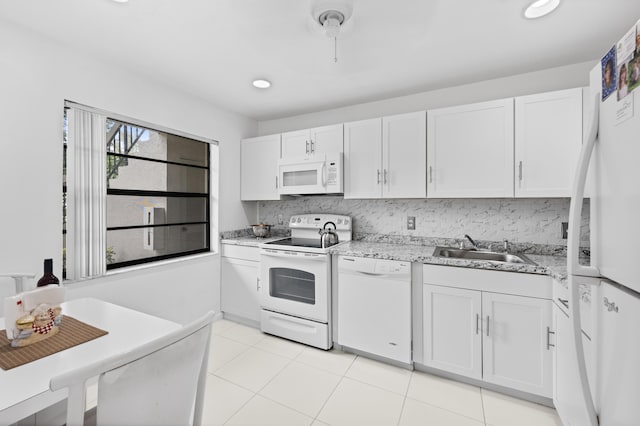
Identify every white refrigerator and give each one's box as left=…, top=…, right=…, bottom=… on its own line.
left=560, top=19, right=640, bottom=426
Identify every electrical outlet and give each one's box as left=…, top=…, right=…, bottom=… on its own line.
left=561, top=222, right=569, bottom=239
left=407, top=216, right=416, bottom=230
left=277, top=214, right=284, bottom=225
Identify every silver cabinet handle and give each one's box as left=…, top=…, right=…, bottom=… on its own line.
left=256, top=277, right=260, bottom=291
left=476, top=314, right=480, bottom=335
left=429, top=166, right=433, bottom=183
left=518, top=161, right=523, bottom=185
left=547, top=326, right=555, bottom=350
left=310, top=139, right=315, bottom=154
left=377, top=169, right=381, bottom=184
left=275, top=176, right=278, bottom=189
left=486, top=316, right=490, bottom=336
left=383, top=169, right=388, bottom=184
left=305, top=140, right=310, bottom=154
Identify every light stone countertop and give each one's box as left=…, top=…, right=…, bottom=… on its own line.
left=221, top=236, right=590, bottom=303
left=221, top=235, right=591, bottom=303
left=329, top=241, right=569, bottom=281
left=328, top=241, right=594, bottom=304
left=220, top=236, right=285, bottom=247
left=221, top=237, right=569, bottom=281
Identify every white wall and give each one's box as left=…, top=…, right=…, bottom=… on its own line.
left=0, top=19, right=256, bottom=321
left=258, top=60, right=595, bottom=134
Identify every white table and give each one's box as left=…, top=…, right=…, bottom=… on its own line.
left=0, top=298, right=182, bottom=424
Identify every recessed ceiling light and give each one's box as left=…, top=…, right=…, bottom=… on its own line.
left=252, top=79, right=271, bottom=89
left=111, top=0, right=129, bottom=3
left=524, top=0, right=560, bottom=19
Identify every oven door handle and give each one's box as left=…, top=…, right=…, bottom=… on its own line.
left=261, top=250, right=326, bottom=260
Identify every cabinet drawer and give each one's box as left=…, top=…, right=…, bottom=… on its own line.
left=221, top=244, right=260, bottom=261
left=423, top=264, right=552, bottom=299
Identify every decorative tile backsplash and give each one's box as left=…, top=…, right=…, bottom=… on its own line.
left=258, top=197, right=590, bottom=247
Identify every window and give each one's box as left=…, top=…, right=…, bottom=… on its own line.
left=63, top=103, right=215, bottom=280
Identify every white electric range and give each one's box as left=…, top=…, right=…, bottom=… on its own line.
left=259, top=214, right=352, bottom=349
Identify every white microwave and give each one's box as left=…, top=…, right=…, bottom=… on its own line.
left=277, top=152, right=343, bottom=195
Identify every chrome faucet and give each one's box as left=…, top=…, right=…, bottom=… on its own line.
left=490, top=239, right=510, bottom=252
left=462, top=234, right=479, bottom=250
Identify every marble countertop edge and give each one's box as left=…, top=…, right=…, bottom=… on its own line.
left=220, top=236, right=570, bottom=282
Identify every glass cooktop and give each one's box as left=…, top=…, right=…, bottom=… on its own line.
left=264, top=237, right=335, bottom=249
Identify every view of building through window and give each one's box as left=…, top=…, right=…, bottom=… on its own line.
left=63, top=110, right=210, bottom=277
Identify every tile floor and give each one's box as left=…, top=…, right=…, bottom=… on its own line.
left=201, top=319, right=563, bottom=426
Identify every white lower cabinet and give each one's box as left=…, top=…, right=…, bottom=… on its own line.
left=423, top=285, right=482, bottom=379
left=482, top=292, right=552, bottom=397
left=220, top=244, right=260, bottom=322
left=423, top=266, right=553, bottom=398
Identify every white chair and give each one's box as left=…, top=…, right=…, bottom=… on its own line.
left=0, top=273, right=35, bottom=293
left=50, top=311, right=214, bottom=426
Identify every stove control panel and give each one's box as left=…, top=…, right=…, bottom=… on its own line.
left=288, top=214, right=352, bottom=231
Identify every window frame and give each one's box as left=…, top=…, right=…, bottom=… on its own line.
left=64, top=101, right=218, bottom=279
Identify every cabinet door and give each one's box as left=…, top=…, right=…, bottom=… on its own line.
left=427, top=99, right=514, bottom=198
left=515, top=88, right=582, bottom=197
left=310, top=124, right=344, bottom=155
left=382, top=111, right=427, bottom=198
left=221, top=257, right=260, bottom=322
left=241, top=134, right=281, bottom=200
left=344, top=118, right=383, bottom=199
left=423, top=284, right=482, bottom=379
left=482, top=292, right=552, bottom=397
left=281, top=129, right=311, bottom=158
left=553, top=303, right=595, bottom=426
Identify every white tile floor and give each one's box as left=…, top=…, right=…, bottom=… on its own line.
left=202, top=319, right=563, bottom=426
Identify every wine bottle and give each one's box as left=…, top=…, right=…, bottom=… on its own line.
left=37, top=258, right=60, bottom=287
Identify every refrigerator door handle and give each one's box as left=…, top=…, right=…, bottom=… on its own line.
left=568, top=90, right=600, bottom=278
left=567, top=89, right=601, bottom=426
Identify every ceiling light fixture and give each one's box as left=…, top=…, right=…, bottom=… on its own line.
left=252, top=79, right=271, bottom=89
left=524, top=0, right=560, bottom=19
left=111, top=0, right=129, bottom=3
left=311, top=0, right=353, bottom=63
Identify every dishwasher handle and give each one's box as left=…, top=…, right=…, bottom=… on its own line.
left=350, top=270, right=388, bottom=277
left=339, top=268, right=411, bottom=281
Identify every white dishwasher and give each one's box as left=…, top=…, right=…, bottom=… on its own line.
left=337, top=256, right=411, bottom=364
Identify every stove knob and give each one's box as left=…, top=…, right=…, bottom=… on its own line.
left=337, top=219, right=343, bottom=224
left=290, top=217, right=295, bottom=223
left=297, top=217, right=302, bottom=223
left=344, top=219, right=350, bottom=225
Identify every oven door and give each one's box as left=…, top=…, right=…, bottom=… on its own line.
left=259, top=249, right=330, bottom=323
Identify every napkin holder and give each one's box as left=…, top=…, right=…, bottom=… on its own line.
left=3, top=285, right=65, bottom=347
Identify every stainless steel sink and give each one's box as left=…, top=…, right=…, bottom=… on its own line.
left=432, top=247, right=537, bottom=265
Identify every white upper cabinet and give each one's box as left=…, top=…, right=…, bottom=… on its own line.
left=240, top=134, right=281, bottom=201
left=514, top=88, right=583, bottom=197
left=344, top=118, right=383, bottom=199
left=281, top=124, right=344, bottom=158
left=383, top=111, right=427, bottom=198
left=427, top=99, right=515, bottom=198
left=344, top=112, right=426, bottom=199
